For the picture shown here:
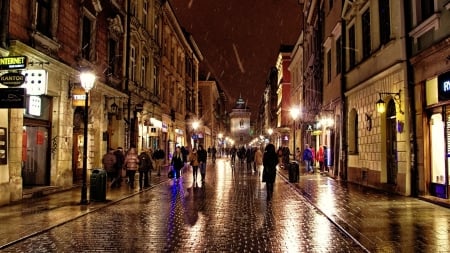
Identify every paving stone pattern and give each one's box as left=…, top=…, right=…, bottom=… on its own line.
left=1, top=160, right=364, bottom=252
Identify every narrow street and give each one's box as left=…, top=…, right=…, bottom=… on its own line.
left=1, top=158, right=364, bottom=252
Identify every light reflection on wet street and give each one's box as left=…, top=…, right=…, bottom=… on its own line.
left=1, top=159, right=364, bottom=252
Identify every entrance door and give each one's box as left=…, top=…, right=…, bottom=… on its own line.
left=386, top=99, right=398, bottom=185
left=22, top=126, right=49, bottom=186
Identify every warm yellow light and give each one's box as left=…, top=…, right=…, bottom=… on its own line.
left=376, top=99, right=386, bottom=113
left=290, top=107, right=300, bottom=120
left=80, top=71, right=96, bottom=92
left=267, top=128, right=273, bottom=135
left=192, top=121, right=199, bottom=130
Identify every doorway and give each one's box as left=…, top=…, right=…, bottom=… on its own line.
left=22, top=125, right=50, bottom=186
left=386, top=99, right=398, bottom=185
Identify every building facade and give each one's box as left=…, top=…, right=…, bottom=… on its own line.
left=408, top=0, right=450, bottom=200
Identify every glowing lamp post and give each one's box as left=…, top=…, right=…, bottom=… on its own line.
left=80, top=71, right=96, bottom=205
left=290, top=107, right=300, bottom=161
left=192, top=121, right=199, bottom=149
left=267, top=128, right=273, bottom=143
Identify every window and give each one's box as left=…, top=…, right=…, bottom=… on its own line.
left=336, top=36, right=341, bottom=74
left=327, top=50, right=332, bottom=83
left=141, top=56, right=146, bottom=87
left=36, top=0, right=51, bottom=36
left=421, top=0, right=434, bottom=21
left=348, top=25, right=356, bottom=68
left=362, top=9, right=371, bottom=59
left=81, top=14, right=95, bottom=61
left=130, top=46, right=136, bottom=81
left=107, top=39, right=118, bottom=76
left=379, top=0, right=391, bottom=45
left=153, top=66, right=159, bottom=95
left=142, top=0, right=148, bottom=29
left=329, top=0, right=333, bottom=11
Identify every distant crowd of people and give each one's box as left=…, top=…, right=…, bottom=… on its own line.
left=102, top=142, right=328, bottom=202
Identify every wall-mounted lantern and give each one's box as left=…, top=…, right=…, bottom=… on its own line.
left=376, top=89, right=403, bottom=114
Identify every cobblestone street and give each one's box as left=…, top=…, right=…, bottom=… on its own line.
left=1, top=159, right=364, bottom=252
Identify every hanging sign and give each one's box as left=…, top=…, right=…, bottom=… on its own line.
left=0, top=56, right=27, bottom=70
left=0, top=88, right=26, bottom=108
left=0, top=72, right=26, bottom=87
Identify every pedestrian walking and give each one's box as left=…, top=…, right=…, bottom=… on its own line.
left=302, top=144, right=313, bottom=174
left=171, top=146, right=184, bottom=179
left=254, top=147, right=263, bottom=174
left=123, top=147, right=139, bottom=188
left=316, top=145, right=325, bottom=173
left=112, top=147, right=125, bottom=187
left=152, top=146, right=165, bottom=176
left=246, top=147, right=254, bottom=171
left=138, top=149, right=152, bottom=190
left=263, top=143, right=278, bottom=201
left=197, top=145, right=208, bottom=182
left=188, top=147, right=199, bottom=182
left=102, top=148, right=117, bottom=188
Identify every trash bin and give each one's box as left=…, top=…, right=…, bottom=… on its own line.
left=288, top=161, right=299, bottom=183
left=90, top=169, right=107, bottom=202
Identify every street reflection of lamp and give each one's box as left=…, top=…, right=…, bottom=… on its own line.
left=290, top=107, right=300, bottom=161
left=80, top=70, right=96, bottom=205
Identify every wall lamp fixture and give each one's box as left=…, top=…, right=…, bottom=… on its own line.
left=376, top=90, right=403, bottom=114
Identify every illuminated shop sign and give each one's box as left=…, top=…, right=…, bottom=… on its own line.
left=0, top=56, right=27, bottom=70
left=438, top=71, right=450, bottom=101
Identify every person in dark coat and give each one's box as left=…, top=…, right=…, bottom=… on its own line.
left=197, top=145, right=208, bottom=182
left=138, top=150, right=152, bottom=189
left=111, top=147, right=125, bottom=187
left=171, top=146, right=184, bottom=179
left=263, top=143, right=278, bottom=201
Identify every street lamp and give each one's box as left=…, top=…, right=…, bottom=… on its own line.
left=267, top=128, right=273, bottom=143
left=192, top=120, right=199, bottom=149
left=80, top=70, right=96, bottom=205
left=290, top=107, right=300, bottom=161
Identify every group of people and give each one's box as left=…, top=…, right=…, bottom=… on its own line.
left=296, top=144, right=327, bottom=174
left=171, top=145, right=208, bottom=183
left=102, top=146, right=166, bottom=190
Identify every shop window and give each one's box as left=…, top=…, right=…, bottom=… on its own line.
left=430, top=113, right=446, bottom=184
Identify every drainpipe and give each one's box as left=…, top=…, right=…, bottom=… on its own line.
left=125, top=0, right=132, bottom=149
left=403, top=0, right=419, bottom=197
left=340, top=17, right=348, bottom=181
left=0, top=0, right=10, bottom=48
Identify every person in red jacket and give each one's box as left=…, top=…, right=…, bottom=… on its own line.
left=317, top=146, right=325, bottom=173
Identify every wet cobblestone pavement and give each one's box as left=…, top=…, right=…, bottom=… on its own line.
left=1, top=159, right=363, bottom=252
left=1, top=158, right=450, bottom=252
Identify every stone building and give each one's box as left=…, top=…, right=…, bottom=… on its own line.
left=408, top=0, right=450, bottom=200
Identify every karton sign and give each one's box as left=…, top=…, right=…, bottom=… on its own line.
left=0, top=72, right=26, bottom=87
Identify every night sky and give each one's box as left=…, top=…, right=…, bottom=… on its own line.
left=169, top=0, right=302, bottom=112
